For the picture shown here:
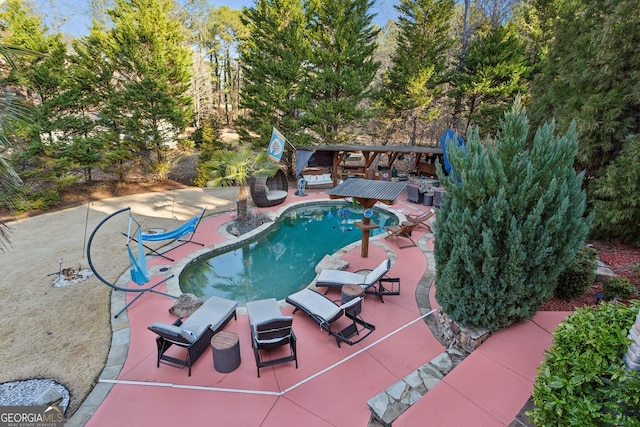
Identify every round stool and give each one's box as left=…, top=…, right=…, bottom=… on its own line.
left=341, top=284, right=364, bottom=316
left=211, top=331, right=241, bottom=373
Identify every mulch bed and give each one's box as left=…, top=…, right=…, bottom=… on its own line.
left=540, top=240, right=640, bottom=311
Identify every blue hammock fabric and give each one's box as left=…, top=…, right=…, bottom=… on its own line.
left=128, top=228, right=151, bottom=285
left=140, top=215, right=198, bottom=242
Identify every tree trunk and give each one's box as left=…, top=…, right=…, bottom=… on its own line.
left=237, top=185, right=248, bottom=219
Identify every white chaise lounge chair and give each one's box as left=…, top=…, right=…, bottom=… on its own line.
left=286, top=288, right=375, bottom=347
left=315, top=258, right=400, bottom=302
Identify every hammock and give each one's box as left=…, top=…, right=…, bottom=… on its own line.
left=86, top=207, right=176, bottom=318
left=127, top=207, right=207, bottom=262
left=128, top=228, right=151, bottom=285
left=140, top=215, right=199, bottom=242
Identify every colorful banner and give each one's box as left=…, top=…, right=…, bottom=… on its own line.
left=268, top=127, right=286, bottom=163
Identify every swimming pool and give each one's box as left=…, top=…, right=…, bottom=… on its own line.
left=179, top=202, right=398, bottom=305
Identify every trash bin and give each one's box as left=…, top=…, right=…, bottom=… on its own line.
left=423, top=193, right=434, bottom=206
left=434, top=188, right=445, bottom=207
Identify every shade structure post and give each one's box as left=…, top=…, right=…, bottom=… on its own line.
left=354, top=198, right=378, bottom=258
left=327, top=179, right=407, bottom=258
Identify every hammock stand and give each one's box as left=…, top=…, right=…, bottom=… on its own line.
left=123, top=207, right=207, bottom=262
left=87, top=207, right=177, bottom=318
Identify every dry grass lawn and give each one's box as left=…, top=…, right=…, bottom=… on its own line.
left=0, top=187, right=238, bottom=419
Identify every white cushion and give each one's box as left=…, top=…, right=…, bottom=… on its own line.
left=266, top=190, right=288, bottom=201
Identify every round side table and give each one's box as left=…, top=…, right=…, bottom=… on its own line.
left=211, top=330, right=241, bottom=373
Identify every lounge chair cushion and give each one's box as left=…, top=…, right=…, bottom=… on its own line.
left=365, top=260, right=391, bottom=285
left=266, top=190, right=288, bottom=201
left=317, top=269, right=366, bottom=286
left=181, top=295, right=238, bottom=337
left=287, top=288, right=361, bottom=322
left=246, top=298, right=282, bottom=327
left=148, top=322, right=196, bottom=344
left=317, top=259, right=390, bottom=288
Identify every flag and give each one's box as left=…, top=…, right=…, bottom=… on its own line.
left=268, top=127, right=286, bottom=163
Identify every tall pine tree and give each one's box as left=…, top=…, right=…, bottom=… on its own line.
left=450, top=22, right=529, bottom=134
left=238, top=0, right=310, bottom=148
left=434, top=99, right=590, bottom=331
left=87, top=0, right=193, bottom=179
left=0, top=0, right=81, bottom=184
left=303, top=0, right=380, bottom=145
left=376, top=0, right=455, bottom=145
left=529, top=0, right=640, bottom=243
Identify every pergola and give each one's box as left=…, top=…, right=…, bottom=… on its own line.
left=296, top=144, right=444, bottom=186
left=327, top=178, right=407, bottom=258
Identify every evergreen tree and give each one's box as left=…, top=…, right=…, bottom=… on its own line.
left=303, top=0, right=380, bottom=145
left=590, top=135, right=640, bottom=245
left=72, top=24, right=137, bottom=181
left=376, top=0, right=455, bottom=145
left=529, top=0, right=640, bottom=177
left=450, top=21, right=529, bottom=134
left=434, top=99, right=590, bottom=331
left=88, top=0, right=194, bottom=179
left=0, top=0, right=82, bottom=185
left=238, top=0, right=310, bottom=149
left=528, top=0, right=640, bottom=242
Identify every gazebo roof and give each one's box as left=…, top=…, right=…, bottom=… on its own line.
left=327, top=178, right=407, bottom=205
left=297, top=145, right=442, bottom=155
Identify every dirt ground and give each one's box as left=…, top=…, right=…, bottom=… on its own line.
left=0, top=182, right=239, bottom=419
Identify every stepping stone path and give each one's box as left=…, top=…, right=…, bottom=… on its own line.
left=367, top=347, right=468, bottom=426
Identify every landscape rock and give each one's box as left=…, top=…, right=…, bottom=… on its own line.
left=595, top=259, right=616, bottom=282
left=34, top=386, right=64, bottom=407
left=315, top=254, right=349, bottom=274
left=169, top=293, right=204, bottom=318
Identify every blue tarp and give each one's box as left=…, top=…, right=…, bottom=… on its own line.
left=439, top=129, right=465, bottom=175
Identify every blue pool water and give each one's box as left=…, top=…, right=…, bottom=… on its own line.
left=179, top=202, right=398, bottom=305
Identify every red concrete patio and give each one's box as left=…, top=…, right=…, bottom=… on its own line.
left=72, top=188, right=571, bottom=426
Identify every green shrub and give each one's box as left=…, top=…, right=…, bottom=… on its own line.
left=530, top=301, right=640, bottom=425
left=11, top=189, right=60, bottom=213
left=434, top=100, right=590, bottom=331
left=554, top=246, right=598, bottom=299
left=27, top=190, right=60, bottom=211
left=604, top=276, right=637, bottom=300
left=591, top=134, right=640, bottom=246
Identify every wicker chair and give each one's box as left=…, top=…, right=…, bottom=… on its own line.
left=250, top=169, right=289, bottom=207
